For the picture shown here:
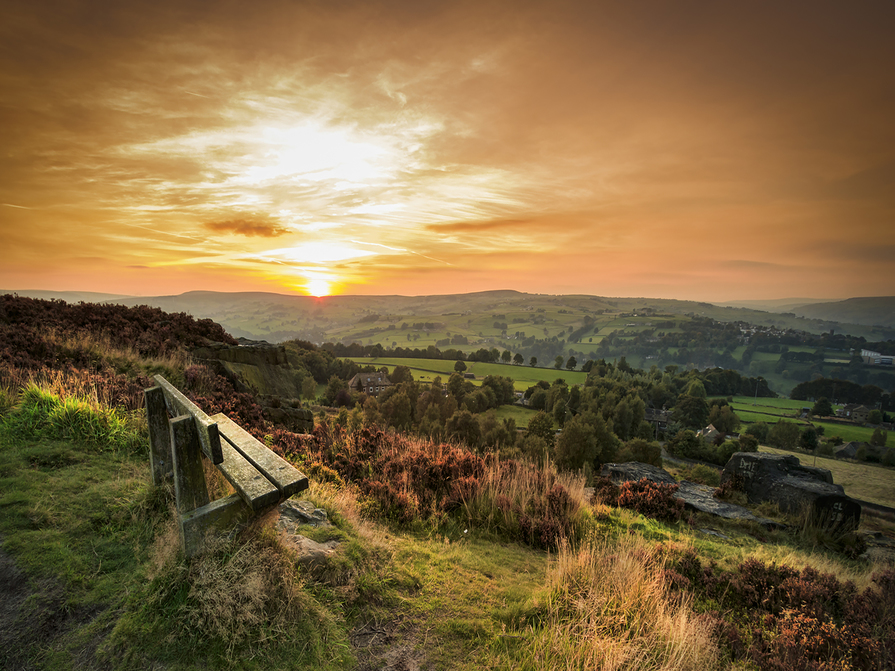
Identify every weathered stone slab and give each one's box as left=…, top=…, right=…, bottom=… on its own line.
left=676, top=481, right=784, bottom=529
left=278, top=500, right=331, bottom=528
left=601, top=462, right=676, bottom=486
left=276, top=501, right=339, bottom=565
left=721, top=452, right=861, bottom=529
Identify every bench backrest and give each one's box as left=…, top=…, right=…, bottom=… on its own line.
left=152, top=374, right=223, bottom=464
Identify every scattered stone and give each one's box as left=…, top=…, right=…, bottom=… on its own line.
left=698, top=528, right=730, bottom=540
left=721, top=452, right=861, bottom=530
left=276, top=500, right=340, bottom=565
left=277, top=500, right=332, bottom=528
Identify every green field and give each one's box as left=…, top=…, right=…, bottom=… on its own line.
left=349, top=357, right=587, bottom=391
left=759, top=446, right=895, bottom=509
left=494, top=403, right=541, bottom=428
left=717, top=396, right=894, bottom=447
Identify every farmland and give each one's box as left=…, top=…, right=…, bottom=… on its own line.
left=719, top=396, right=894, bottom=447
left=348, top=357, right=587, bottom=391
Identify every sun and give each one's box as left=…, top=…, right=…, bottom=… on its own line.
left=306, top=278, right=330, bottom=297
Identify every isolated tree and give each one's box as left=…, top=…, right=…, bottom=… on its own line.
left=501, top=349, right=512, bottom=363
left=301, top=376, right=318, bottom=401
left=868, top=409, right=883, bottom=425
left=707, top=405, right=741, bottom=434
left=446, top=410, right=481, bottom=448
left=526, top=411, right=555, bottom=444
left=529, top=388, right=547, bottom=410
left=454, top=360, right=467, bottom=373
left=389, top=365, right=413, bottom=384
left=745, top=421, right=770, bottom=444
left=799, top=426, right=819, bottom=451
left=672, top=394, right=710, bottom=430
left=323, top=375, right=346, bottom=406
left=566, top=356, right=577, bottom=370
left=768, top=420, right=800, bottom=450
left=810, top=397, right=833, bottom=417
left=554, top=415, right=597, bottom=471
left=529, top=356, right=537, bottom=367
left=553, top=398, right=568, bottom=428
left=513, top=353, right=524, bottom=365
left=554, top=355, right=564, bottom=369
left=870, top=427, right=888, bottom=447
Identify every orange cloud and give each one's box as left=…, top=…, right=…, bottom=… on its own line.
left=204, top=218, right=288, bottom=238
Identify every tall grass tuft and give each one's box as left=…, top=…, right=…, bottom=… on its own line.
left=510, top=533, right=719, bottom=671
left=1, top=382, right=145, bottom=454
left=111, top=520, right=351, bottom=665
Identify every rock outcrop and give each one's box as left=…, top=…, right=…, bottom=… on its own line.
left=599, top=462, right=783, bottom=529
left=192, top=339, right=314, bottom=432
left=721, top=452, right=861, bottom=530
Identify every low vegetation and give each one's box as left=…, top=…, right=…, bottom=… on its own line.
left=2, top=295, right=894, bottom=670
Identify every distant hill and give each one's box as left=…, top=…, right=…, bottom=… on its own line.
left=716, top=297, right=834, bottom=312
left=789, top=296, right=895, bottom=329
left=4, top=289, right=894, bottom=343
left=0, top=289, right=131, bottom=303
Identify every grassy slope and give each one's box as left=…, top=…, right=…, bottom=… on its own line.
left=2, top=386, right=892, bottom=670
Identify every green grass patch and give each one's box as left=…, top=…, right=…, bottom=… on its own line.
left=349, top=357, right=587, bottom=390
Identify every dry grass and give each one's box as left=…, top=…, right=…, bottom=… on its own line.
left=509, top=532, right=720, bottom=671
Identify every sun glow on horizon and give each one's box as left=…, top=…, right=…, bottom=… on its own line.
left=306, top=277, right=331, bottom=297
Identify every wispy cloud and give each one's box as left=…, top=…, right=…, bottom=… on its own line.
left=205, top=217, right=289, bottom=238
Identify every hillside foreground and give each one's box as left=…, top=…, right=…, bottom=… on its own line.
left=2, top=386, right=894, bottom=670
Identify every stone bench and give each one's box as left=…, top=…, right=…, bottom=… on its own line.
left=144, top=374, right=309, bottom=556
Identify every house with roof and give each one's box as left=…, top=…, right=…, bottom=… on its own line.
left=697, top=424, right=722, bottom=443
left=347, top=373, right=393, bottom=397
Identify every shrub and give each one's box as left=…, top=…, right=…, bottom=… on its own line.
left=616, top=438, right=662, bottom=467
left=617, top=478, right=685, bottom=524
left=682, top=463, right=721, bottom=487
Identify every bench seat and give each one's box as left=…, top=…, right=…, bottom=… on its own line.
left=210, top=412, right=308, bottom=512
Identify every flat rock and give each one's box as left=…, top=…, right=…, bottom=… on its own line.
left=277, top=500, right=332, bottom=528
left=600, top=461, right=784, bottom=530
left=275, top=500, right=340, bottom=565
left=281, top=534, right=341, bottom=565
left=676, top=481, right=784, bottom=530
left=601, top=462, right=676, bottom=486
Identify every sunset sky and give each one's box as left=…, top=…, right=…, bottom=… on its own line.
left=2, top=0, right=893, bottom=301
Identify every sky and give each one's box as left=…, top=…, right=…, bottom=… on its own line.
left=1, top=0, right=893, bottom=301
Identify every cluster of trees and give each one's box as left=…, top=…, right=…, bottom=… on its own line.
left=791, top=377, right=892, bottom=411
left=321, top=365, right=520, bottom=451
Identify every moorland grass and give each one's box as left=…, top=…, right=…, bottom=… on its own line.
left=2, top=382, right=892, bottom=670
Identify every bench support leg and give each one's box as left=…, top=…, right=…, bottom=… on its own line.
left=144, top=386, right=172, bottom=486
left=170, top=414, right=210, bottom=515
left=180, top=494, right=254, bottom=558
